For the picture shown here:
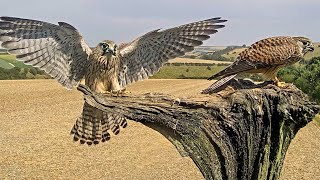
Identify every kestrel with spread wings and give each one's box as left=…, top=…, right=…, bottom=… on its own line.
left=201, top=36, right=314, bottom=94
left=0, top=16, right=227, bottom=145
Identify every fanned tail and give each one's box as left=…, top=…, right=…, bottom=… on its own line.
left=201, top=74, right=237, bottom=94
left=70, top=102, right=127, bottom=145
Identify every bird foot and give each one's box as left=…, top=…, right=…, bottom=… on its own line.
left=110, top=88, right=131, bottom=97
left=275, top=81, right=290, bottom=88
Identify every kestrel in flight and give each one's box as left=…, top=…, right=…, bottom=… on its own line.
left=0, top=16, right=226, bottom=145
left=201, top=36, right=314, bottom=94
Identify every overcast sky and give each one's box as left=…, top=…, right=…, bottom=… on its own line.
left=0, top=0, right=319, bottom=46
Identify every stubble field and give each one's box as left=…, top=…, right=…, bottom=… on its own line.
left=0, top=79, right=319, bottom=179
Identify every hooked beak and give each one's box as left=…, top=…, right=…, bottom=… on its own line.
left=107, top=48, right=116, bottom=56
left=309, top=46, right=315, bottom=52
left=102, top=48, right=116, bottom=56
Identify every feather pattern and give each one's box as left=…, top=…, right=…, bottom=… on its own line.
left=208, top=36, right=302, bottom=80
left=118, top=17, right=227, bottom=88
left=202, top=74, right=237, bottom=94
left=0, top=16, right=92, bottom=89
left=204, top=36, right=312, bottom=94
left=70, top=103, right=127, bottom=145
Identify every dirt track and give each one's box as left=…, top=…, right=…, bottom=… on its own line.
left=0, top=79, right=319, bottom=179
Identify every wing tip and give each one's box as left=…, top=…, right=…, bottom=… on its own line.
left=0, top=16, right=9, bottom=21
left=206, top=17, right=228, bottom=23
left=213, top=24, right=226, bottom=29
left=0, top=16, right=20, bottom=21
left=58, top=22, right=78, bottom=31
left=202, top=74, right=237, bottom=94
left=219, top=19, right=228, bottom=23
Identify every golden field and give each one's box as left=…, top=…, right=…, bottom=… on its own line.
left=0, top=79, right=319, bottom=180
left=168, top=57, right=232, bottom=64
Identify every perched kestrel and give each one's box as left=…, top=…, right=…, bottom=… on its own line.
left=201, top=36, right=314, bottom=94
left=0, top=16, right=226, bottom=145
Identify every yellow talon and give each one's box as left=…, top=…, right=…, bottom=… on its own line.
left=110, top=89, right=131, bottom=97
left=100, top=88, right=131, bottom=97
left=272, top=76, right=288, bottom=88
left=276, top=81, right=289, bottom=88
left=118, top=88, right=131, bottom=95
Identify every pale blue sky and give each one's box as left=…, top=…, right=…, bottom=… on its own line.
left=0, top=0, right=319, bottom=46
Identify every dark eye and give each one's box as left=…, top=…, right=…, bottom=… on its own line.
left=302, top=41, right=309, bottom=46
left=101, top=43, right=109, bottom=49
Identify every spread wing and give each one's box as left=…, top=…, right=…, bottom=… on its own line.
left=0, top=16, right=92, bottom=89
left=118, top=17, right=227, bottom=87
left=208, top=36, right=301, bottom=80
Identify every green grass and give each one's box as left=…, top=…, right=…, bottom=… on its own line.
left=0, top=54, right=16, bottom=61
left=0, top=54, right=31, bottom=68
left=0, top=59, right=14, bottom=69
left=151, top=65, right=227, bottom=79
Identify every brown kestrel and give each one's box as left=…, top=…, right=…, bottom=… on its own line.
left=202, top=36, right=314, bottom=94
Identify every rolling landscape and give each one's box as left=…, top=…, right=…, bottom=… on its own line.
left=0, top=0, right=319, bottom=178
left=1, top=43, right=319, bottom=80
left=1, top=44, right=320, bottom=179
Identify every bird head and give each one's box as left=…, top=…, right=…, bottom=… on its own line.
left=293, top=37, right=314, bottom=55
left=95, top=40, right=117, bottom=57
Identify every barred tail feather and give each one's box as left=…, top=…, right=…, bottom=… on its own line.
left=107, top=113, right=128, bottom=135
left=201, top=74, right=237, bottom=94
left=70, top=102, right=127, bottom=145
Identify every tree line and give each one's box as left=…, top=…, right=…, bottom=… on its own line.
left=0, top=67, right=51, bottom=80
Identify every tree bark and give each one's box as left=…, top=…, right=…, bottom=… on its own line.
left=77, top=82, right=319, bottom=180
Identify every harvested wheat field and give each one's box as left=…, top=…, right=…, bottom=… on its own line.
left=0, top=79, right=319, bottom=180
left=168, top=57, right=232, bottom=64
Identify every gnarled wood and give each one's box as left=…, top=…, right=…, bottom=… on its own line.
left=77, top=82, right=319, bottom=180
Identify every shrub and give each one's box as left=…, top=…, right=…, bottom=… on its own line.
left=278, top=56, right=320, bottom=103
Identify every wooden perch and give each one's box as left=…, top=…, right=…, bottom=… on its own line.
left=77, top=82, right=319, bottom=180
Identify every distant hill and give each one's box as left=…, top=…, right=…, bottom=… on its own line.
left=0, top=54, right=50, bottom=80
left=221, top=48, right=246, bottom=61
left=184, top=45, right=246, bottom=62
left=168, top=57, right=232, bottom=65
left=0, top=59, right=14, bottom=69
left=194, top=46, right=227, bottom=52
left=0, top=54, right=31, bottom=68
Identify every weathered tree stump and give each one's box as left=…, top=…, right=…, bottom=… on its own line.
left=77, top=82, right=319, bottom=180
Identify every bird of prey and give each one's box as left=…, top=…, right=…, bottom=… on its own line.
left=201, top=36, right=314, bottom=94
left=0, top=16, right=227, bottom=145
